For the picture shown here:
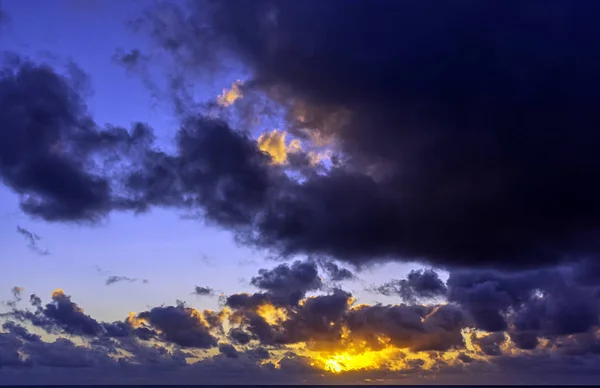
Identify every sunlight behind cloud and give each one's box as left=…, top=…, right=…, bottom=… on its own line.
left=257, top=129, right=332, bottom=167
left=256, top=303, right=288, bottom=325
left=217, top=80, right=243, bottom=107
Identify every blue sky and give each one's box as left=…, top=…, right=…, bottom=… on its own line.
left=0, top=0, right=418, bottom=322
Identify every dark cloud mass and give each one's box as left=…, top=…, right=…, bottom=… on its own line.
left=0, top=55, right=151, bottom=222
left=123, top=0, right=600, bottom=270
left=373, top=269, right=448, bottom=303
left=136, top=305, right=217, bottom=348
left=249, top=260, right=322, bottom=306
left=3, top=1, right=600, bottom=271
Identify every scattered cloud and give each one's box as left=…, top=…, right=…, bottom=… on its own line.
left=106, top=276, right=137, bottom=286
left=16, top=226, right=50, bottom=256
left=95, top=267, right=148, bottom=286
left=4, top=286, right=24, bottom=309
left=193, top=286, right=215, bottom=297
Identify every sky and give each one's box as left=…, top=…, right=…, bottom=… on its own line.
left=1, top=0, right=600, bottom=385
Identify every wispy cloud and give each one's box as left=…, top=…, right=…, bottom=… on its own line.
left=16, top=226, right=50, bottom=256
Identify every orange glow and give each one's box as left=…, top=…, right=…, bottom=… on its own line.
left=217, top=80, right=243, bottom=107
left=257, top=129, right=295, bottom=164
left=290, top=324, right=427, bottom=373
left=51, top=289, right=84, bottom=313
left=311, top=346, right=404, bottom=373
left=126, top=312, right=147, bottom=328
left=51, top=288, right=65, bottom=298
left=256, top=303, right=288, bottom=325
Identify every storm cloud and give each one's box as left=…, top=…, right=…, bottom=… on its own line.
left=118, top=0, right=600, bottom=270
left=2, top=1, right=600, bottom=272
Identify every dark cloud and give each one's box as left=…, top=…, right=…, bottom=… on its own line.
left=125, top=0, right=600, bottom=270
left=249, top=260, right=322, bottom=306
left=29, top=293, right=42, bottom=308
left=221, top=262, right=600, bottom=356
left=2, top=321, right=41, bottom=343
left=229, top=328, right=252, bottom=345
left=8, top=0, right=600, bottom=272
left=345, top=303, right=467, bottom=353
left=319, top=261, right=355, bottom=282
left=225, top=292, right=269, bottom=310
left=23, top=337, right=114, bottom=368
left=34, top=289, right=103, bottom=336
left=5, top=291, right=91, bottom=339
left=373, top=269, right=447, bottom=303
left=106, top=275, right=137, bottom=286
left=193, top=286, right=214, bottom=296
left=136, top=305, right=218, bottom=348
left=447, top=267, right=600, bottom=346
left=0, top=54, right=152, bottom=223
left=472, top=332, right=505, bottom=356
left=124, top=115, right=273, bottom=224
left=0, top=332, right=27, bottom=368
left=218, top=343, right=239, bottom=359
left=226, top=284, right=466, bottom=354
left=16, top=226, right=49, bottom=255
left=246, top=346, right=270, bottom=361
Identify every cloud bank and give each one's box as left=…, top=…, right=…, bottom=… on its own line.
left=2, top=261, right=600, bottom=384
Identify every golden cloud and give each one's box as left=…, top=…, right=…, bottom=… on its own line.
left=257, top=129, right=332, bottom=166
left=257, top=129, right=297, bottom=165
left=217, top=80, right=244, bottom=107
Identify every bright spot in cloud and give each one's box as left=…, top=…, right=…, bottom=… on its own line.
left=217, top=80, right=243, bottom=107
left=257, top=129, right=332, bottom=167
left=257, top=129, right=297, bottom=165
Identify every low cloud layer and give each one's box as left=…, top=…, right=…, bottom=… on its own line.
left=2, top=261, right=600, bottom=383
